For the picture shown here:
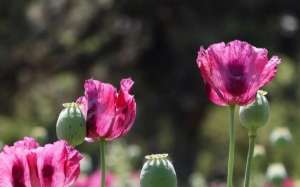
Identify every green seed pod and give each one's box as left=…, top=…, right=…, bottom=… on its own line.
left=140, top=154, right=177, bottom=187
left=56, top=102, right=86, bottom=146
left=239, top=90, right=270, bottom=131
left=270, top=127, right=292, bottom=147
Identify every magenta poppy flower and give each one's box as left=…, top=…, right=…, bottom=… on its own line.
left=283, top=179, right=294, bottom=187
left=77, top=78, right=136, bottom=141
left=0, top=137, right=82, bottom=187
left=196, top=40, right=281, bottom=106
left=0, top=140, right=33, bottom=187
left=73, top=171, right=114, bottom=187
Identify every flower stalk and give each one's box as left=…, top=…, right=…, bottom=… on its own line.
left=243, top=131, right=256, bottom=187
left=227, top=105, right=236, bottom=187
left=100, top=139, right=106, bottom=187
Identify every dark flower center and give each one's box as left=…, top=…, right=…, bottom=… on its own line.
left=226, top=63, right=248, bottom=96
left=12, top=161, right=26, bottom=187
left=228, top=63, right=245, bottom=76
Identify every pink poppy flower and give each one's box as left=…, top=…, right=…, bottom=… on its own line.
left=196, top=40, right=281, bottom=106
left=283, top=178, right=294, bottom=187
left=0, top=137, right=82, bottom=187
left=0, top=141, right=33, bottom=187
left=73, top=171, right=114, bottom=187
left=77, top=78, right=136, bottom=141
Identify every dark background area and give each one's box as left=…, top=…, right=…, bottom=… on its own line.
left=0, top=0, right=300, bottom=186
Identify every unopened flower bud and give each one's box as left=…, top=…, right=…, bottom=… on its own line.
left=239, top=90, right=270, bottom=132
left=270, top=127, right=292, bottom=147
left=266, top=163, right=287, bottom=185
left=140, top=154, right=177, bottom=187
left=56, top=102, right=86, bottom=146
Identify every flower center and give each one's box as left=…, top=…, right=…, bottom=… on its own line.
left=226, top=63, right=248, bottom=96
left=228, top=63, right=244, bottom=77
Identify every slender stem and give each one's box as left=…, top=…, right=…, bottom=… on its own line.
left=100, top=139, right=106, bottom=187
left=243, top=132, right=256, bottom=187
left=227, top=105, right=236, bottom=187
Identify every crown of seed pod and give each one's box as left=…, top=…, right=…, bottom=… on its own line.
left=56, top=102, right=86, bottom=146
left=239, top=90, right=270, bottom=132
left=140, top=154, right=177, bottom=187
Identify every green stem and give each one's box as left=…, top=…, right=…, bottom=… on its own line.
left=100, top=139, right=106, bottom=187
left=227, top=105, right=236, bottom=187
left=243, top=132, right=256, bottom=187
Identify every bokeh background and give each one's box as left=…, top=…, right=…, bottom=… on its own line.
left=0, top=0, right=299, bottom=186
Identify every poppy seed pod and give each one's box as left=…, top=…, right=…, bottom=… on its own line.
left=140, top=154, right=177, bottom=187
left=266, top=163, right=287, bottom=186
left=239, top=91, right=270, bottom=132
left=56, top=102, right=86, bottom=146
left=270, top=127, right=292, bottom=147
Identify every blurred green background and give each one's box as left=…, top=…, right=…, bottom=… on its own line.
left=0, top=0, right=300, bottom=186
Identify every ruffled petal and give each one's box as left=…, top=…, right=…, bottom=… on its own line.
left=197, top=45, right=229, bottom=104
left=76, top=96, right=88, bottom=120
left=14, top=137, right=39, bottom=150
left=259, top=56, right=281, bottom=88
left=0, top=138, right=81, bottom=187
left=205, top=83, right=228, bottom=106
left=64, top=144, right=82, bottom=186
left=0, top=145, right=32, bottom=187
left=106, top=78, right=136, bottom=140
left=83, top=79, right=117, bottom=139
left=27, top=152, right=40, bottom=187
left=78, top=78, right=136, bottom=140
left=35, top=141, right=66, bottom=187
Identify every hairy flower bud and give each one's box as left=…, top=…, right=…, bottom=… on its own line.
left=140, top=154, right=177, bottom=187
left=239, top=91, right=270, bottom=132
left=56, top=102, right=86, bottom=146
